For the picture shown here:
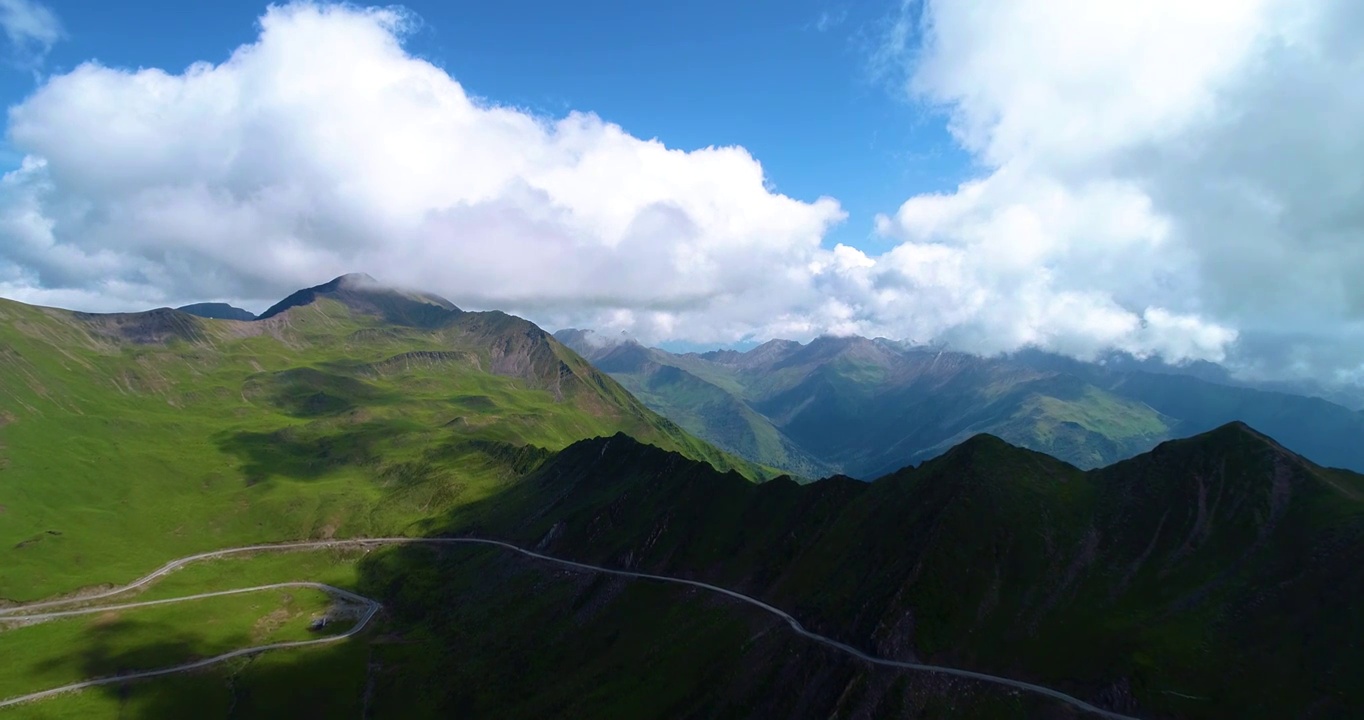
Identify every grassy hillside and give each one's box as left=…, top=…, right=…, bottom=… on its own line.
left=0, top=280, right=763, bottom=601
left=1, top=586, right=338, bottom=701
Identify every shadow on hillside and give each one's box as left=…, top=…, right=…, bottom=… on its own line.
left=26, top=613, right=374, bottom=718
left=243, top=366, right=404, bottom=420
left=214, top=420, right=552, bottom=493
left=215, top=421, right=411, bottom=485
left=29, top=618, right=248, bottom=682
left=48, top=541, right=1084, bottom=720
left=17, top=618, right=256, bottom=715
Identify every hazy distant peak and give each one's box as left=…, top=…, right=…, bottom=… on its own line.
left=176, top=302, right=257, bottom=321
left=332, top=272, right=378, bottom=288
left=256, top=273, right=459, bottom=325
left=551, top=328, right=639, bottom=360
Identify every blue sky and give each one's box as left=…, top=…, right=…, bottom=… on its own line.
left=5, top=0, right=969, bottom=250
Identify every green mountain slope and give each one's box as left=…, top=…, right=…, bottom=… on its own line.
left=558, top=335, right=834, bottom=479
left=0, top=276, right=763, bottom=600
left=430, top=422, right=1364, bottom=719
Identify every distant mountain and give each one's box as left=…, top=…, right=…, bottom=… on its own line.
left=434, top=421, right=1364, bottom=719
left=1021, top=347, right=1364, bottom=411
left=557, top=333, right=834, bottom=478
left=559, top=330, right=1364, bottom=477
left=176, top=302, right=257, bottom=321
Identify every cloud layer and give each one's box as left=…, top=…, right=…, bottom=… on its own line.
left=875, top=0, right=1364, bottom=379
left=1, top=1, right=1361, bottom=380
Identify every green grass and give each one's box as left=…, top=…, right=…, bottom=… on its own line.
left=0, top=586, right=338, bottom=701
left=1027, top=387, right=1169, bottom=441
left=1, top=641, right=374, bottom=720
left=0, top=296, right=762, bottom=602
left=129, top=550, right=370, bottom=602
left=0, top=547, right=384, bottom=715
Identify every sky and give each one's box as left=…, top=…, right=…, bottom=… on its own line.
left=1, top=0, right=1362, bottom=386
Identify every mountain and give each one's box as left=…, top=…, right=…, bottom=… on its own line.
left=6, top=273, right=1360, bottom=718
left=176, top=302, right=257, bottom=321
left=404, top=421, right=1361, bottom=719
left=153, top=421, right=1350, bottom=719
left=557, top=333, right=834, bottom=478
left=256, top=272, right=460, bottom=326
left=0, top=276, right=764, bottom=602
left=9, top=281, right=1360, bottom=719
left=561, top=330, right=1364, bottom=478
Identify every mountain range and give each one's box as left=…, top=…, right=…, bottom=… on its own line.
left=556, top=330, right=1364, bottom=479
left=2, top=274, right=1361, bottom=719
left=412, top=420, right=1363, bottom=719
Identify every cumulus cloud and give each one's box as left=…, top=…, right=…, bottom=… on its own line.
left=0, top=3, right=843, bottom=330
left=0, top=0, right=62, bottom=66
left=0, top=1, right=1359, bottom=377
left=874, top=0, right=1364, bottom=377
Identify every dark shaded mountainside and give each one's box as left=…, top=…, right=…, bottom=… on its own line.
left=557, top=330, right=1364, bottom=478
left=389, top=421, right=1363, bottom=720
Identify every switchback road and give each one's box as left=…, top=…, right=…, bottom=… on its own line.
left=0, top=537, right=1142, bottom=719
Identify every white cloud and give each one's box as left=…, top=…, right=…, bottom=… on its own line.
left=0, top=3, right=844, bottom=331
left=0, top=0, right=62, bottom=66
left=871, top=0, right=1364, bottom=375
left=1, top=0, right=1359, bottom=377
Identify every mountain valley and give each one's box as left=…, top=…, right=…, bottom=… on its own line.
left=557, top=330, right=1364, bottom=480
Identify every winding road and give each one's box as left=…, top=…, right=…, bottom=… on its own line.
left=0, top=537, right=1143, bottom=719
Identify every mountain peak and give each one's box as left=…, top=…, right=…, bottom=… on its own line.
left=177, top=302, right=257, bottom=321
left=1191, top=420, right=1302, bottom=461
left=937, top=432, right=1030, bottom=465
left=594, top=341, right=656, bottom=373
left=550, top=327, right=644, bottom=359
left=256, top=274, right=459, bottom=326
left=331, top=272, right=378, bottom=288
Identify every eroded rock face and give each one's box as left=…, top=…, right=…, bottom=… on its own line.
left=74, top=307, right=208, bottom=345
